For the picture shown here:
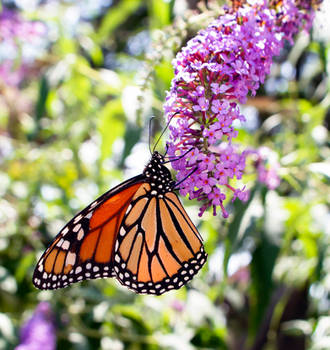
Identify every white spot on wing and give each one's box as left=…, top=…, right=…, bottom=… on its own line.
left=90, top=201, right=98, bottom=208
left=74, top=214, right=83, bottom=223
left=65, top=251, right=76, bottom=266
left=77, top=228, right=84, bottom=241
left=62, top=240, right=70, bottom=250
left=73, top=223, right=81, bottom=233
left=85, top=211, right=93, bottom=219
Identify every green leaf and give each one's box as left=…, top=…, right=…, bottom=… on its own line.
left=223, top=185, right=258, bottom=275
left=97, top=99, right=125, bottom=161
left=36, top=76, right=49, bottom=119
left=154, top=60, right=174, bottom=93
left=149, top=0, right=171, bottom=29
left=112, top=305, right=152, bottom=335
left=88, top=42, right=104, bottom=66
left=191, top=326, right=228, bottom=349
left=28, top=76, right=49, bottom=140
left=119, top=122, right=142, bottom=168
left=15, top=252, right=35, bottom=283
left=95, top=0, right=142, bottom=43
left=249, top=232, right=280, bottom=335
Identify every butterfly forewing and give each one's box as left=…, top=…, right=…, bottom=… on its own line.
left=33, top=177, right=144, bottom=290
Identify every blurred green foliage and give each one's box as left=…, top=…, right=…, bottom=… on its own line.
left=0, top=1, right=329, bottom=350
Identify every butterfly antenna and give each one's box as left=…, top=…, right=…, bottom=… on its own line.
left=162, top=147, right=193, bottom=164
left=174, top=167, right=198, bottom=190
left=152, top=112, right=180, bottom=153
left=148, top=117, right=155, bottom=156
left=164, top=143, right=169, bottom=157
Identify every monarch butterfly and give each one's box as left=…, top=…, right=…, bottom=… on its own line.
left=33, top=151, right=207, bottom=295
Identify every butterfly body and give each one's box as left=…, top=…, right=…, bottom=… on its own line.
left=33, top=152, right=207, bottom=295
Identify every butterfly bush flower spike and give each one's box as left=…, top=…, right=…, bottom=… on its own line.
left=164, top=0, right=318, bottom=217
left=247, top=147, right=281, bottom=190
left=16, top=302, right=56, bottom=350
left=0, top=8, right=46, bottom=86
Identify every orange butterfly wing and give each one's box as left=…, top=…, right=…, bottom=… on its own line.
left=113, top=183, right=207, bottom=295
left=33, top=151, right=207, bottom=294
left=33, top=177, right=144, bottom=290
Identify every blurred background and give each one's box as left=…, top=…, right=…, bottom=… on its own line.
left=0, top=0, right=329, bottom=349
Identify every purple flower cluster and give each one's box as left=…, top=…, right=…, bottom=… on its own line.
left=164, top=0, right=317, bottom=217
left=247, top=147, right=281, bottom=190
left=16, top=302, right=56, bottom=350
left=0, top=8, right=46, bottom=86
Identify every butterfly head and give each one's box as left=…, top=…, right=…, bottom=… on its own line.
left=144, top=151, right=175, bottom=193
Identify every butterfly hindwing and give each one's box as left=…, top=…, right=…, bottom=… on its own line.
left=113, top=184, right=207, bottom=295
left=33, top=177, right=144, bottom=290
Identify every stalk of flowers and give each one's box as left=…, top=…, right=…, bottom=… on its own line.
left=164, top=0, right=320, bottom=217
left=0, top=8, right=46, bottom=86
left=16, top=302, right=56, bottom=350
left=246, top=147, right=281, bottom=190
